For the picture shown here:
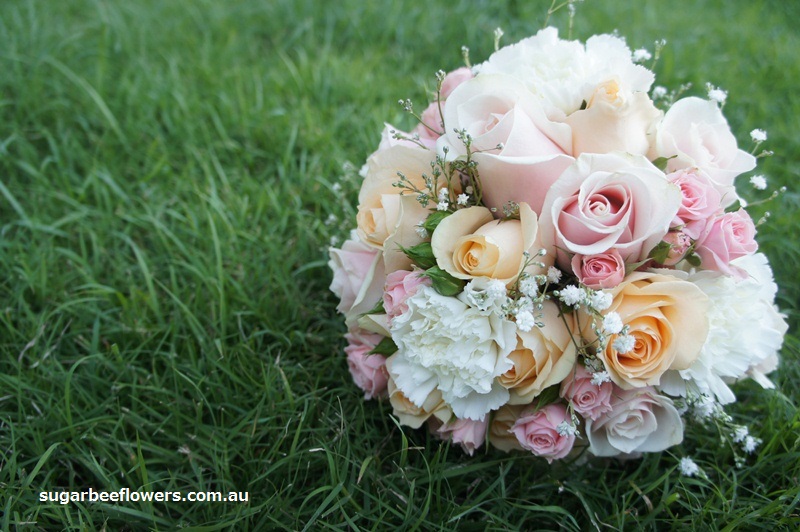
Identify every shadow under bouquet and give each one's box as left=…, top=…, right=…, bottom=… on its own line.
left=328, top=26, right=788, bottom=462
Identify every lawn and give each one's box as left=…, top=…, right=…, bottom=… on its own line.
left=1, top=0, right=798, bottom=529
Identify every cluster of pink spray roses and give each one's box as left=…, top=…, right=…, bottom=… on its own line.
left=328, top=28, right=787, bottom=461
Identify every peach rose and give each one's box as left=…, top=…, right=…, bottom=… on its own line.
left=499, top=300, right=578, bottom=404
left=387, top=377, right=451, bottom=429
left=596, top=271, right=710, bottom=389
left=565, top=79, right=662, bottom=157
left=356, top=144, right=436, bottom=271
left=488, top=404, right=526, bottom=452
left=539, top=153, right=681, bottom=268
left=431, top=202, right=552, bottom=285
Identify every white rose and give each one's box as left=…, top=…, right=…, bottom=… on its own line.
left=386, top=286, right=517, bottom=421
left=476, top=27, right=654, bottom=118
left=586, top=387, right=683, bottom=457
left=436, top=74, right=573, bottom=214
left=328, top=231, right=386, bottom=324
left=564, top=79, right=662, bottom=156
left=650, top=97, right=756, bottom=206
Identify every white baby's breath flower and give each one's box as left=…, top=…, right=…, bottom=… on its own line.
left=558, top=285, right=584, bottom=307
left=679, top=457, right=700, bottom=477
left=612, top=334, right=635, bottom=354
left=556, top=420, right=578, bottom=437
left=706, top=83, right=727, bottom=104
left=415, top=224, right=428, bottom=239
left=743, top=435, right=760, bottom=454
left=515, top=310, right=535, bottom=332
left=438, top=187, right=449, bottom=200
left=457, top=193, right=469, bottom=206
left=692, top=394, right=716, bottom=419
left=591, top=371, right=611, bottom=386
left=519, top=277, right=538, bottom=298
left=437, top=200, right=449, bottom=211
left=652, top=85, right=668, bottom=99
left=602, top=312, right=624, bottom=334
left=547, top=266, right=562, bottom=284
left=732, top=426, right=749, bottom=443
left=749, top=174, right=767, bottom=190
left=588, top=291, right=612, bottom=311
left=463, top=277, right=507, bottom=314
left=632, top=48, right=652, bottom=62
left=750, top=129, right=768, bottom=142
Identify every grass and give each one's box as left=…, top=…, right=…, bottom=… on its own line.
left=0, top=0, right=798, bottom=529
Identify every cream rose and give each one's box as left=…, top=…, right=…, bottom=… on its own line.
left=436, top=74, right=574, bottom=214
left=499, top=300, right=578, bottom=404
left=596, top=271, right=710, bottom=389
left=431, top=202, right=552, bottom=285
left=356, top=144, right=435, bottom=271
left=387, top=377, right=451, bottom=429
left=565, top=79, right=662, bottom=156
left=488, top=404, right=525, bottom=452
left=539, top=152, right=681, bottom=267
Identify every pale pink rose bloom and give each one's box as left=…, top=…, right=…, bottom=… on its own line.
left=695, top=209, right=758, bottom=279
left=344, top=329, right=389, bottom=400
left=651, top=97, right=756, bottom=207
left=571, top=249, right=625, bottom=289
left=328, top=232, right=386, bottom=318
left=658, top=231, right=693, bottom=266
left=539, top=152, right=681, bottom=268
left=383, top=269, right=431, bottom=321
left=559, top=364, right=614, bottom=420
left=667, top=169, right=722, bottom=239
left=436, top=416, right=489, bottom=456
left=440, top=67, right=474, bottom=98
left=510, top=403, right=575, bottom=462
left=586, top=387, right=683, bottom=457
left=437, top=74, right=574, bottom=214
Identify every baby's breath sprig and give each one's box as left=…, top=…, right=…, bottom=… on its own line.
left=397, top=98, right=444, bottom=137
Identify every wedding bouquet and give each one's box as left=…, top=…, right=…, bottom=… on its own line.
left=328, top=27, right=788, bottom=461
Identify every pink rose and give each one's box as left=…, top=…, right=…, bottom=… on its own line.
left=437, top=74, right=574, bottom=214
left=559, top=364, right=614, bottom=420
left=345, top=329, right=389, bottom=400
left=412, top=68, right=474, bottom=145
left=383, top=269, right=431, bottom=321
left=539, top=153, right=681, bottom=267
left=651, top=97, right=756, bottom=207
left=328, top=232, right=386, bottom=319
left=695, top=209, right=758, bottom=278
left=571, top=249, right=625, bottom=289
left=436, top=416, right=488, bottom=456
left=510, top=403, right=575, bottom=462
left=657, top=231, right=692, bottom=266
left=586, top=387, right=683, bottom=457
left=667, top=169, right=721, bottom=239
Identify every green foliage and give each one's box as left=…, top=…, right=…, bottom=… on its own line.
left=0, top=0, right=797, bottom=529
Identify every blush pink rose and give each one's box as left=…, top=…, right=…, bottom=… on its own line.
left=510, top=403, right=575, bottom=462
left=667, top=169, right=721, bottom=239
left=436, top=416, right=489, bottom=456
left=383, top=269, right=431, bottom=321
left=344, top=329, right=389, bottom=400
left=539, top=153, right=681, bottom=267
left=657, top=231, right=693, bottom=266
left=440, top=67, right=474, bottom=98
left=571, top=249, right=625, bottom=289
left=437, top=74, right=574, bottom=214
left=559, top=364, right=614, bottom=420
left=695, top=209, right=758, bottom=279
left=328, top=232, right=386, bottom=318
left=651, top=97, right=756, bottom=207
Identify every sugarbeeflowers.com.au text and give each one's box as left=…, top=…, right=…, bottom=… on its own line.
left=40, top=488, right=249, bottom=505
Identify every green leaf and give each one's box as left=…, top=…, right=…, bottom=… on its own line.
left=651, top=156, right=675, bottom=172
left=423, top=210, right=451, bottom=233
left=533, top=384, right=561, bottom=409
left=424, top=266, right=465, bottom=296
left=368, top=336, right=398, bottom=356
left=648, top=240, right=672, bottom=265
left=399, top=241, right=436, bottom=269
left=685, top=252, right=702, bottom=267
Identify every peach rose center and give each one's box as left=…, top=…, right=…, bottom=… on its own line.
left=603, top=314, right=674, bottom=382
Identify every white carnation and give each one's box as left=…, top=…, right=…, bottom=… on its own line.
left=660, top=253, right=788, bottom=404
left=476, top=27, right=654, bottom=117
left=386, top=286, right=517, bottom=421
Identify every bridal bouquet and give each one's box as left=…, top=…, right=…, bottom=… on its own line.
left=328, top=27, right=787, bottom=461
